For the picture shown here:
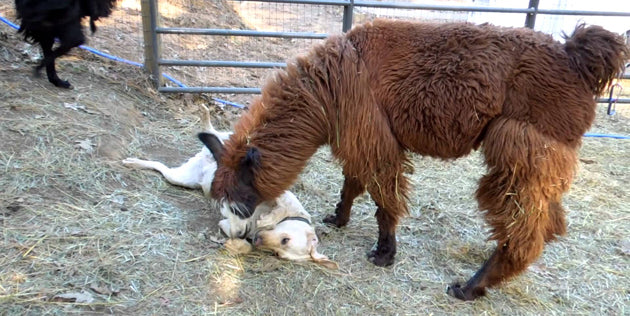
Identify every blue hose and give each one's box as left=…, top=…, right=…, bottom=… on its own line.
left=0, top=14, right=18, bottom=29
left=583, top=133, right=630, bottom=140
left=79, top=44, right=143, bottom=67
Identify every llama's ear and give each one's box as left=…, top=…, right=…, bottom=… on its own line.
left=238, top=147, right=261, bottom=186
left=198, top=132, right=224, bottom=164
left=243, top=147, right=261, bottom=169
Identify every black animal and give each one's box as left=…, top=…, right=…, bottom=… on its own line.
left=15, top=0, right=117, bottom=88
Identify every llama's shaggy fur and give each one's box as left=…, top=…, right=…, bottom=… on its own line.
left=207, top=20, right=628, bottom=300
left=14, top=0, right=117, bottom=88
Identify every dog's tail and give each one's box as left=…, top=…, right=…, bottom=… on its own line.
left=564, top=24, right=629, bottom=96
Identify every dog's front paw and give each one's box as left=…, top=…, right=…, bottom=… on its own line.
left=224, top=238, right=253, bottom=255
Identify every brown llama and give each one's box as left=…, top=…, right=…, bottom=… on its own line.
left=202, top=20, right=628, bottom=300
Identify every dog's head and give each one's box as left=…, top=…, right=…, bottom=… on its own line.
left=199, top=132, right=337, bottom=269
left=254, top=219, right=338, bottom=269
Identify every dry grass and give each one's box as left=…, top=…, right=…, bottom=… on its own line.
left=1, top=1, right=629, bottom=315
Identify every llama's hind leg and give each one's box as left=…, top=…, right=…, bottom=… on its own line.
left=545, top=200, right=567, bottom=242
left=323, top=175, right=364, bottom=227
left=448, top=119, right=576, bottom=300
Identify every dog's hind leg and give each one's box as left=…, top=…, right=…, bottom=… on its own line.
left=323, top=173, right=364, bottom=227
left=199, top=104, right=231, bottom=142
left=447, top=118, right=576, bottom=300
left=122, top=158, right=203, bottom=189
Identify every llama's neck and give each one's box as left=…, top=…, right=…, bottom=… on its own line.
left=232, top=74, right=333, bottom=200
left=227, top=35, right=358, bottom=201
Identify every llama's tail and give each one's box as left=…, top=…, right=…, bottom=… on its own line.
left=563, top=24, right=629, bottom=96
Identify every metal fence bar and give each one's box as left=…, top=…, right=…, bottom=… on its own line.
left=524, top=0, right=539, bottom=28
left=159, top=59, right=286, bottom=68
left=342, top=0, right=354, bottom=32
left=240, top=0, right=630, bottom=16
left=159, top=87, right=262, bottom=94
left=156, top=27, right=328, bottom=39
left=599, top=98, right=630, bottom=104
left=535, top=9, right=630, bottom=16
left=142, top=0, right=161, bottom=87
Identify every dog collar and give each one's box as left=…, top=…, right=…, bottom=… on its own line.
left=277, top=216, right=311, bottom=225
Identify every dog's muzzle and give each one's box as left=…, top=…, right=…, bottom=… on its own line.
left=253, top=216, right=311, bottom=246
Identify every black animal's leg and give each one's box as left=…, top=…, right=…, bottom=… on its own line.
left=37, top=36, right=74, bottom=88
left=44, top=21, right=86, bottom=88
left=323, top=175, right=364, bottom=227
left=35, top=36, right=54, bottom=78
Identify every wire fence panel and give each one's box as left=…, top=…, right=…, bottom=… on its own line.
left=143, top=0, right=629, bottom=103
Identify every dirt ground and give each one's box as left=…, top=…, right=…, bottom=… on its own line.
left=1, top=1, right=629, bottom=315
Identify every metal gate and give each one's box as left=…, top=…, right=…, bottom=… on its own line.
left=141, top=0, right=630, bottom=105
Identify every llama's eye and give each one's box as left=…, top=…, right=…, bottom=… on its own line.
left=281, top=237, right=290, bottom=245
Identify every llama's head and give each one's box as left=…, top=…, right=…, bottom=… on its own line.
left=198, top=132, right=262, bottom=219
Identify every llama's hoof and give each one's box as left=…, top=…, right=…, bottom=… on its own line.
left=446, top=282, right=486, bottom=301
left=366, top=249, right=395, bottom=267
left=322, top=214, right=347, bottom=227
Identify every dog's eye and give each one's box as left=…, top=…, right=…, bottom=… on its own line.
left=281, top=237, right=290, bottom=245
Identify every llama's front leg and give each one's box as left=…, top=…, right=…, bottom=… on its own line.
left=366, top=204, right=398, bottom=266
left=364, top=171, right=409, bottom=267
left=323, top=175, right=364, bottom=227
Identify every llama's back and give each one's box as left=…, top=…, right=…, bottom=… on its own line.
left=346, top=20, right=522, bottom=158
left=345, top=20, right=627, bottom=154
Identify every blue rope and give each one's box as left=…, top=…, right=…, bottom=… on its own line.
left=583, top=133, right=630, bottom=140
left=0, top=14, right=18, bottom=29
left=79, top=44, right=143, bottom=67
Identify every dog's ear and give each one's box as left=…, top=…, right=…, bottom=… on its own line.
left=310, top=247, right=339, bottom=270
left=198, top=132, right=224, bottom=164
left=308, top=234, right=339, bottom=270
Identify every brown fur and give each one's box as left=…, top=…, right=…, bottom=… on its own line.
left=210, top=20, right=628, bottom=300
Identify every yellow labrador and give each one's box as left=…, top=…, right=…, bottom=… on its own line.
left=123, top=105, right=337, bottom=269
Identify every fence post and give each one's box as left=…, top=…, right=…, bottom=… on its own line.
left=524, top=0, right=539, bottom=29
left=141, top=0, right=162, bottom=88
left=342, top=0, right=354, bottom=32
